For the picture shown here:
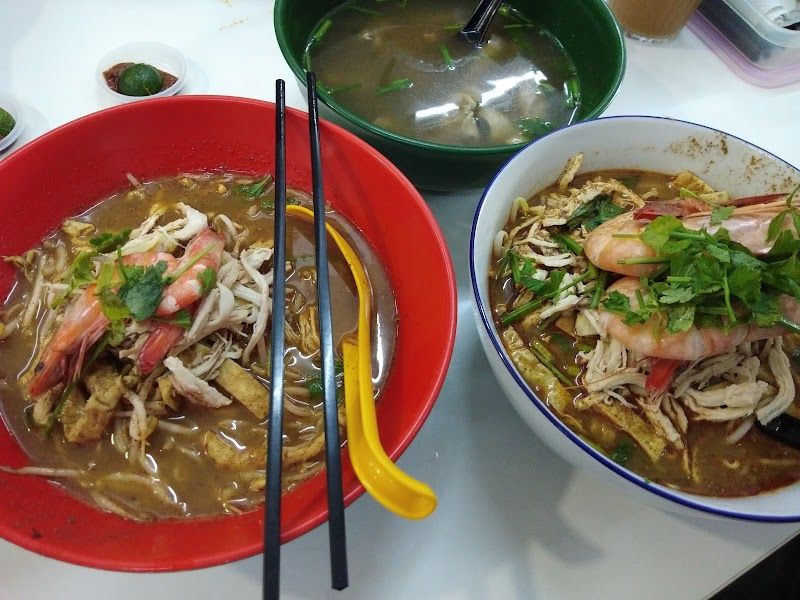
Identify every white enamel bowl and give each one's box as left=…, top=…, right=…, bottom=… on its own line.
left=470, top=116, right=800, bottom=521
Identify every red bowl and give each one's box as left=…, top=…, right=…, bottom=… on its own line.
left=0, top=96, right=456, bottom=571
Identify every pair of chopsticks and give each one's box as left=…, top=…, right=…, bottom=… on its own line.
left=263, top=75, right=348, bottom=599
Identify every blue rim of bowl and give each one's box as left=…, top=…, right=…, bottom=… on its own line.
left=274, top=0, right=626, bottom=156
left=470, top=114, right=800, bottom=523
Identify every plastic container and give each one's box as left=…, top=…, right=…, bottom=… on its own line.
left=96, top=41, right=187, bottom=104
left=690, top=0, right=800, bottom=87
left=0, top=94, right=25, bottom=154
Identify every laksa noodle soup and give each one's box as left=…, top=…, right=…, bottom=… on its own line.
left=490, top=154, right=800, bottom=496
left=304, top=0, right=579, bottom=147
left=0, top=173, right=396, bottom=521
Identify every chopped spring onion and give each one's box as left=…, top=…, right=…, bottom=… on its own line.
left=590, top=271, right=607, bottom=310
left=553, top=233, right=583, bottom=255
left=310, top=18, right=333, bottom=43
left=344, top=4, right=380, bottom=15
left=528, top=339, right=573, bottom=387
left=326, top=82, right=363, bottom=94
left=439, top=44, right=454, bottom=70
left=45, top=335, right=110, bottom=434
left=500, top=271, right=591, bottom=326
left=564, top=78, right=580, bottom=108
left=376, top=78, right=413, bottom=95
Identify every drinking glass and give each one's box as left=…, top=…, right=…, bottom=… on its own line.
left=608, top=0, right=702, bottom=42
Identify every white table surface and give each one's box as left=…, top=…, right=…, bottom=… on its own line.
left=2, top=1, right=800, bottom=598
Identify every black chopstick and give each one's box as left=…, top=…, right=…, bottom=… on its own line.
left=264, top=79, right=288, bottom=600
left=307, top=71, right=349, bottom=592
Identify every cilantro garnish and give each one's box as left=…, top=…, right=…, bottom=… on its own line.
left=710, top=205, right=734, bottom=226
left=518, top=117, right=554, bottom=141
left=198, top=267, right=216, bottom=296
left=306, top=358, right=345, bottom=399
left=601, top=207, right=800, bottom=333
left=609, top=439, right=635, bottom=466
left=237, top=175, right=274, bottom=199
left=117, top=260, right=169, bottom=321
left=566, top=194, right=626, bottom=231
left=500, top=253, right=589, bottom=325
left=89, top=229, right=131, bottom=253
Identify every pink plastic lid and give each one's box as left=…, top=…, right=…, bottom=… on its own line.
left=688, top=13, right=800, bottom=87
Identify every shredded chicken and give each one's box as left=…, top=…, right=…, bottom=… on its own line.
left=163, top=357, right=232, bottom=408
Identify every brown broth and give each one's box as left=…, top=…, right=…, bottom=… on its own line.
left=490, top=169, right=800, bottom=497
left=0, top=173, right=397, bottom=519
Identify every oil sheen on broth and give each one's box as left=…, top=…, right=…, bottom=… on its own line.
left=490, top=169, right=800, bottom=497
left=305, top=0, right=579, bottom=147
left=0, top=173, right=397, bottom=520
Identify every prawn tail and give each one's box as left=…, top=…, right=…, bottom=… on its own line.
left=137, top=322, right=186, bottom=375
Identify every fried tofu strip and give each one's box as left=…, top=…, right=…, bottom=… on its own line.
left=502, top=327, right=572, bottom=414
left=60, top=363, right=125, bottom=443
left=204, top=431, right=266, bottom=470
left=592, top=402, right=667, bottom=462
left=214, top=359, right=268, bottom=419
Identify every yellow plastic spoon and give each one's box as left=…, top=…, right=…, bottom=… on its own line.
left=286, top=205, right=437, bottom=519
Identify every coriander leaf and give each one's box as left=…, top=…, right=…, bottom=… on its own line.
left=768, top=209, right=790, bottom=242
left=706, top=243, right=731, bottom=264
left=640, top=215, right=683, bottom=252
left=118, top=261, right=168, bottom=321
left=518, top=117, right=554, bottom=140
left=305, top=359, right=345, bottom=399
left=710, top=205, right=734, bottom=226
left=609, top=439, right=635, bottom=466
left=730, top=246, right=766, bottom=270
left=749, top=294, right=783, bottom=327
left=566, top=194, right=625, bottom=231
left=728, top=266, right=761, bottom=306
left=90, top=229, right=131, bottom=253
left=66, top=251, right=95, bottom=288
left=666, top=304, right=695, bottom=333
left=657, top=284, right=695, bottom=305
left=766, top=230, right=800, bottom=258
left=198, top=267, right=216, bottom=296
left=237, top=175, right=274, bottom=199
left=602, top=290, right=651, bottom=326
left=95, top=286, right=130, bottom=346
left=538, top=270, right=567, bottom=297
left=510, top=254, right=547, bottom=292
left=53, top=251, right=97, bottom=308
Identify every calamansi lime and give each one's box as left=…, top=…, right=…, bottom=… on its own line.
left=117, top=64, right=164, bottom=96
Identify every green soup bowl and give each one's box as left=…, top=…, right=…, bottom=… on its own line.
left=275, top=0, right=625, bottom=191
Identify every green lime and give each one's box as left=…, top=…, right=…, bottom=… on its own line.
left=117, top=63, right=164, bottom=96
left=0, top=107, right=15, bottom=138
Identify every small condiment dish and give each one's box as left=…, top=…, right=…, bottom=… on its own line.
left=96, top=41, right=187, bottom=104
left=0, top=94, right=25, bottom=155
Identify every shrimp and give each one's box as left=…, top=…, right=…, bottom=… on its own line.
left=585, top=196, right=792, bottom=276
left=137, top=321, right=186, bottom=376
left=597, top=277, right=800, bottom=360
left=156, top=228, right=224, bottom=316
left=27, top=284, right=108, bottom=397
left=137, top=304, right=198, bottom=375
left=27, top=252, right=177, bottom=397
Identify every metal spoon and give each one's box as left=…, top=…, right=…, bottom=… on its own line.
left=459, top=0, right=505, bottom=46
